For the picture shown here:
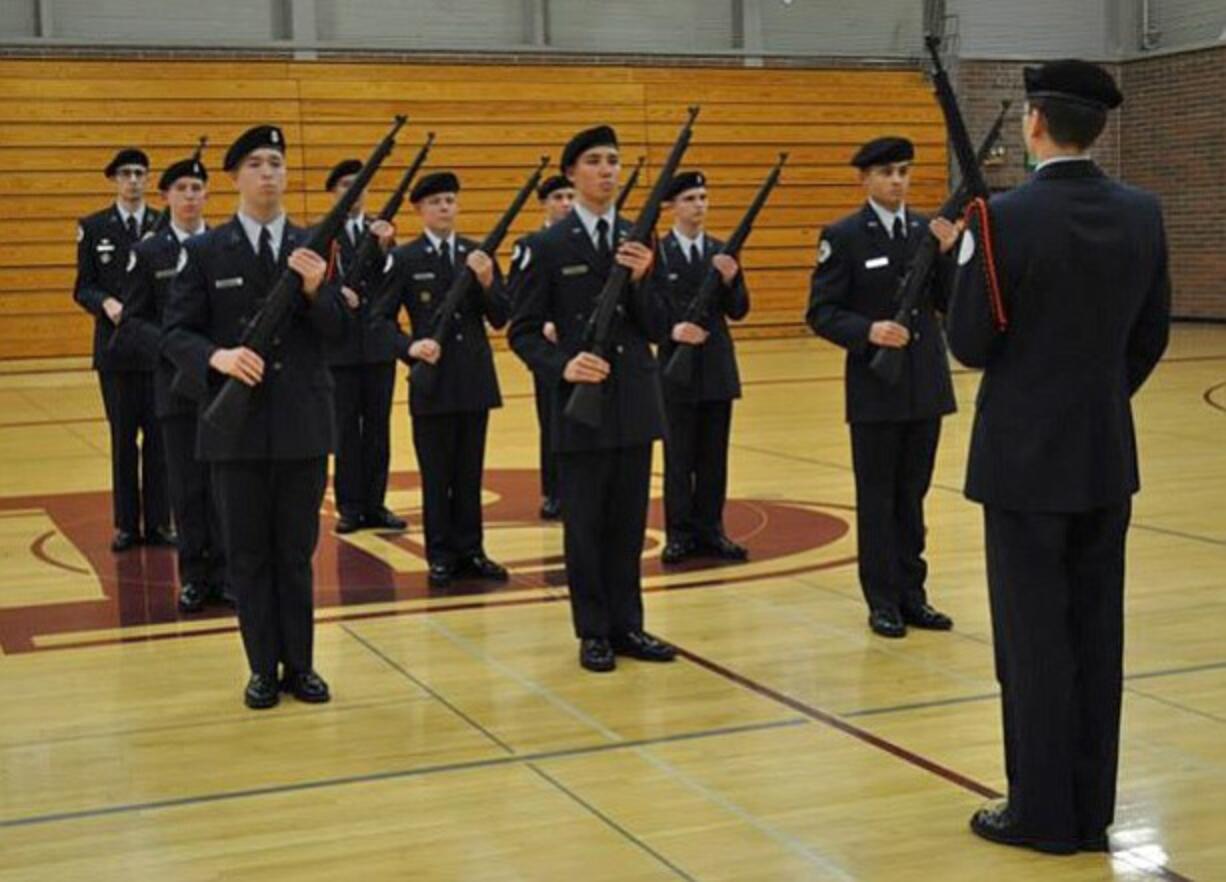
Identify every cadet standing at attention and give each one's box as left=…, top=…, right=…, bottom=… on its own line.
left=654, top=170, right=750, bottom=566
left=74, top=147, right=172, bottom=552
left=507, top=172, right=575, bottom=521
left=374, top=171, right=510, bottom=589
left=509, top=126, right=676, bottom=673
left=318, top=158, right=403, bottom=535
left=164, top=125, right=345, bottom=709
left=947, top=61, right=1170, bottom=855
left=121, top=155, right=229, bottom=613
left=806, top=136, right=960, bottom=639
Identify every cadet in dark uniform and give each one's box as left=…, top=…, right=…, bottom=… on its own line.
left=164, top=125, right=346, bottom=709
left=73, top=147, right=172, bottom=552
left=374, top=171, right=509, bottom=589
left=509, top=125, right=676, bottom=673
left=121, top=156, right=228, bottom=613
left=654, top=171, right=750, bottom=565
left=318, top=158, right=403, bottom=535
left=507, top=173, right=575, bottom=520
left=807, top=137, right=960, bottom=639
left=947, top=62, right=1170, bottom=855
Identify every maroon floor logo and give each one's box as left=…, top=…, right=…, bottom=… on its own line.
left=0, top=469, right=852, bottom=654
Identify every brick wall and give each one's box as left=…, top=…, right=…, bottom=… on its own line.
left=959, top=50, right=1224, bottom=319
left=1120, top=45, right=1225, bottom=319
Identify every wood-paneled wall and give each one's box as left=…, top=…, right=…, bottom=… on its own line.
left=0, top=58, right=946, bottom=360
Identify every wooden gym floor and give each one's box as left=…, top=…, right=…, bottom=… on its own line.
left=0, top=325, right=1223, bottom=881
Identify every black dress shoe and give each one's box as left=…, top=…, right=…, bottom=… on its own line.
left=365, top=508, right=407, bottom=530
left=177, top=582, right=207, bottom=614
left=539, top=497, right=562, bottom=520
left=902, top=603, right=954, bottom=631
left=282, top=670, right=331, bottom=703
left=611, top=631, right=677, bottom=662
left=661, top=539, right=693, bottom=565
left=111, top=530, right=139, bottom=552
left=145, top=526, right=178, bottom=547
left=459, top=554, right=509, bottom=581
left=580, top=638, right=616, bottom=673
left=244, top=673, right=280, bottom=710
left=335, top=514, right=364, bottom=534
left=699, top=534, right=749, bottom=561
left=428, top=562, right=453, bottom=588
left=869, top=608, right=907, bottom=638
left=969, top=803, right=1078, bottom=855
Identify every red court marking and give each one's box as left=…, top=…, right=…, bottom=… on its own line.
left=31, top=529, right=92, bottom=576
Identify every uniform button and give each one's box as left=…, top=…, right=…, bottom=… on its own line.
left=615, top=305, right=624, bottom=316
left=616, top=344, right=624, bottom=354
left=454, top=311, right=462, bottom=320
left=272, top=361, right=283, bottom=371
left=271, top=336, right=281, bottom=347
left=911, top=309, right=919, bottom=317
left=576, top=313, right=584, bottom=321
left=456, top=333, right=464, bottom=341
left=913, top=333, right=921, bottom=341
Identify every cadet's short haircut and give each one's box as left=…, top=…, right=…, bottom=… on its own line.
left=1031, top=97, right=1108, bottom=151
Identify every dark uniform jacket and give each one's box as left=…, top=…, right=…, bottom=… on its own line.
left=807, top=203, right=957, bottom=424
left=946, top=160, right=1171, bottom=512
left=119, top=226, right=201, bottom=419
left=163, top=216, right=348, bottom=462
left=654, top=231, right=749, bottom=402
left=319, top=214, right=398, bottom=367
left=508, top=209, right=669, bottom=453
left=375, top=233, right=508, bottom=417
left=73, top=205, right=158, bottom=372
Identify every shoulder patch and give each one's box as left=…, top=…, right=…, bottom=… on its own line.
left=126, top=250, right=137, bottom=273
left=513, top=243, right=532, bottom=272
left=818, top=239, right=833, bottom=264
left=175, top=247, right=188, bottom=274
left=957, top=230, right=976, bottom=266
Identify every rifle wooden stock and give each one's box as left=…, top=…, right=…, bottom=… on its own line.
left=565, top=107, right=700, bottom=429
left=409, top=156, right=550, bottom=397
left=663, top=153, right=787, bottom=387
left=202, top=115, right=407, bottom=434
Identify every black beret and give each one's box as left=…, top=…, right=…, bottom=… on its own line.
left=224, top=125, right=286, bottom=172
left=325, top=158, right=363, bottom=192
left=158, top=158, right=208, bottom=191
left=410, top=171, right=460, bottom=203
left=664, top=170, right=706, bottom=201
left=1024, top=59, right=1123, bottom=110
left=561, top=125, right=618, bottom=171
left=536, top=174, right=572, bottom=201
left=850, top=137, right=915, bottom=170
left=104, top=148, right=150, bottom=178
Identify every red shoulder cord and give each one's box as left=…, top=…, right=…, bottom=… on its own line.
left=963, top=197, right=1007, bottom=331
left=325, top=238, right=341, bottom=283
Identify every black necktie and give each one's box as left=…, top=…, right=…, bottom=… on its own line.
left=595, top=218, right=612, bottom=271
left=126, top=216, right=139, bottom=241
left=438, top=239, right=453, bottom=289
left=890, top=216, right=907, bottom=275
left=689, top=242, right=701, bottom=266
left=259, top=226, right=277, bottom=280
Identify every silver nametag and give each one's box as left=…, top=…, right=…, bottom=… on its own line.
left=864, top=256, right=890, bottom=270
left=96, top=243, right=116, bottom=253
left=215, top=277, right=244, bottom=289
left=155, top=268, right=178, bottom=280
left=412, top=271, right=436, bottom=281
left=562, top=264, right=589, bottom=277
